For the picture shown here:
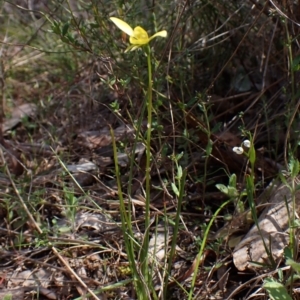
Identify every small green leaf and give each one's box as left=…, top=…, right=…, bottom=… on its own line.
left=229, top=173, right=237, bottom=188
left=62, top=22, right=70, bottom=36
left=263, top=278, right=292, bottom=300
left=227, top=186, right=238, bottom=198
left=223, top=214, right=232, bottom=221
left=177, top=165, right=183, bottom=179
left=171, top=183, right=179, bottom=197
left=215, top=184, right=228, bottom=195
left=293, top=219, right=300, bottom=228
left=278, top=268, right=283, bottom=282
left=290, top=158, right=299, bottom=178
left=236, top=199, right=245, bottom=214
left=61, top=36, right=69, bottom=43
left=66, top=33, right=75, bottom=43
left=249, top=143, right=256, bottom=165
left=58, top=226, right=71, bottom=233
left=206, top=139, right=213, bottom=156
left=175, top=151, right=184, bottom=161
left=285, top=274, right=300, bottom=286
left=284, top=247, right=293, bottom=260
left=292, top=55, right=300, bottom=71
left=279, top=172, right=289, bottom=185
left=3, top=294, right=12, bottom=300
left=286, top=257, right=300, bottom=273
left=51, top=20, right=61, bottom=35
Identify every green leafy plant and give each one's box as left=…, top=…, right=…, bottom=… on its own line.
left=263, top=278, right=293, bottom=300
left=110, top=17, right=167, bottom=299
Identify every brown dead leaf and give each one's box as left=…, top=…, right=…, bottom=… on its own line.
left=77, top=124, right=135, bottom=150
left=3, top=103, right=37, bottom=132
left=233, top=177, right=300, bottom=271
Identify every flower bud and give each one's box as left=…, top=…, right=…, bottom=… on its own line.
left=242, top=140, right=251, bottom=148
left=233, top=147, right=244, bottom=155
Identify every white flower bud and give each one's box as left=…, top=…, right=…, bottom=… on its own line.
left=242, top=140, right=251, bottom=148
left=233, top=146, right=244, bottom=155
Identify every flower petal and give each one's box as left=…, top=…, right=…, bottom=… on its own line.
left=125, top=45, right=140, bottom=52
left=148, top=30, right=167, bottom=42
left=129, top=26, right=150, bottom=45
left=110, top=17, right=134, bottom=36
left=125, top=45, right=138, bottom=52
left=133, top=26, right=149, bottom=39
left=130, top=36, right=149, bottom=45
left=130, top=46, right=140, bottom=51
left=242, top=140, right=251, bottom=148
left=233, top=147, right=244, bottom=155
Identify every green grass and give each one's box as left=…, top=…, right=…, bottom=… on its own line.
left=1, top=0, right=300, bottom=299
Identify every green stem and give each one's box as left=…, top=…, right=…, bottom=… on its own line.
left=110, top=127, right=141, bottom=292
left=141, top=44, right=152, bottom=287
left=164, top=168, right=187, bottom=298
left=188, top=198, right=231, bottom=300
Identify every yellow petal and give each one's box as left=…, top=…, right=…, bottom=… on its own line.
left=125, top=45, right=140, bottom=52
left=148, top=30, right=167, bottom=42
left=130, top=46, right=140, bottom=51
left=130, top=36, right=149, bottom=45
left=110, top=17, right=134, bottom=36
left=133, top=26, right=149, bottom=40
left=129, top=26, right=150, bottom=45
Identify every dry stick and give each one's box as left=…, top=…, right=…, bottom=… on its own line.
left=0, top=149, right=101, bottom=300
left=269, top=0, right=300, bottom=27
left=226, top=265, right=291, bottom=300
left=0, top=226, right=121, bottom=251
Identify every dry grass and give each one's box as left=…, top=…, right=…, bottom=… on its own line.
left=0, top=0, right=300, bottom=299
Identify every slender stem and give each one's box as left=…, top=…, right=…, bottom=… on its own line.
left=141, top=44, right=152, bottom=286
left=188, top=198, right=231, bottom=300
left=164, top=168, right=187, bottom=298
left=110, top=127, right=141, bottom=291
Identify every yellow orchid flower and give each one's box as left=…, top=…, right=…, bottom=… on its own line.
left=110, top=17, right=167, bottom=52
